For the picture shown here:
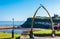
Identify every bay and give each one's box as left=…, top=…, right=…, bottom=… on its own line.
left=0, top=21, right=25, bottom=34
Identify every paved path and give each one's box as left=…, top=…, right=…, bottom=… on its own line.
left=20, top=36, right=60, bottom=39
left=34, top=36, right=60, bottom=39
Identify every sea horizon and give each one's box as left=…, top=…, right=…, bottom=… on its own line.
left=0, top=21, right=25, bottom=26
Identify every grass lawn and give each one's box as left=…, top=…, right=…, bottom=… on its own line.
left=33, top=29, right=52, bottom=34
left=0, top=32, right=20, bottom=39
left=0, top=29, right=60, bottom=39
left=33, top=29, right=60, bottom=36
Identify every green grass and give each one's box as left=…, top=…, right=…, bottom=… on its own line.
left=33, top=29, right=60, bottom=36
left=55, top=30, right=60, bottom=34
left=0, top=32, right=20, bottom=39
left=33, top=29, right=52, bottom=34
left=0, top=29, right=60, bottom=39
left=33, top=29, right=60, bottom=34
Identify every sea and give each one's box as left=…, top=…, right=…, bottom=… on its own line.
left=0, top=21, right=24, bottom=26
left=0, top=21, right=25, bottom=34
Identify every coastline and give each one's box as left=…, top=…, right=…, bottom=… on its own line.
left=0, top=26, right=18, bottom=30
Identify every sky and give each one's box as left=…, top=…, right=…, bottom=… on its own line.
left=0, top=0, right=60, bottom=21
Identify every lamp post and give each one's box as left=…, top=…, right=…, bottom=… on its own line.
left=12, top=18, right=14, bottom=39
